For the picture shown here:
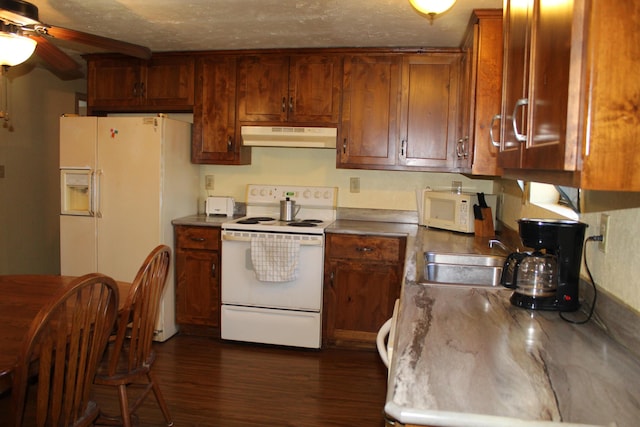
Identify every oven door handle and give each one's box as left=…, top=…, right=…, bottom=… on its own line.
left=222, top=231, right=323, bottom=246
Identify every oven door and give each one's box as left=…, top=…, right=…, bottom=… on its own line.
left=221, top=230, right=324, bottom=311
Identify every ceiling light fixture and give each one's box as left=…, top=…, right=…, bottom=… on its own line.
left=409, top=0, right=457, bottom=23
left=0, top=26, right=36, bottom=66
left=0, top=0, right=39, bottom=66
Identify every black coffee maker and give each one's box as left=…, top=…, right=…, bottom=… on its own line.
left=500, top=219, right=587, bottom=311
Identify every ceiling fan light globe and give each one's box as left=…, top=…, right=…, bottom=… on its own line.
left=409, top=0, right=457, bottom=15
left=0, top=31, right=36, bottom=66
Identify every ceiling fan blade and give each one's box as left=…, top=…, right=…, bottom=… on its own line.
left=31, top=35, right=84, bottom=80
left=45, top=25, right=151, bottom=60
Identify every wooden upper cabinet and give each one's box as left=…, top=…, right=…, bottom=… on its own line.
left=500, top=0, right=640, bottom=190
left=339, top=55, right=402, bottom=168
left=398, top=53, right=461, bottom=170
left=339, top=53, right=461, bottom=171
left=86, top=54, right=195, bottom=112
left=500, top=0, right=572, bottom=171
left=192, top=55, right=250, bottom=165
left=237, top=54, right=342, bottom=125
left=460, top=9, right=503, bottom=176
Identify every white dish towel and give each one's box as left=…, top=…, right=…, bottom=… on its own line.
left=250, top=237, right=300, bottom=282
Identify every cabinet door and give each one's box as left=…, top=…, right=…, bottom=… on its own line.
left=522, top=0, right=574, bottom=170
left=144, top=55, right=195, bottom=107
left=288, top=55, right=342, bottom=124
left=462, top=10, right=503, bottom=176
left=500, top=0, right=530, bottom=168
left=324, top=260, right=400, bottom=345
left=175, top=249, right=220, bottom=327
left=399, top=54, right=460, bottom=169
left=192, top=56, right=251, bottom=164
left=87, top=58, right=142, bottom=108
left=237, top=55, right=290, bottom=122
left=339, top=55, right=402, bottom=168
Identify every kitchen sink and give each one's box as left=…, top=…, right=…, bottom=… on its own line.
left=421, top=252, right=506, bottom=287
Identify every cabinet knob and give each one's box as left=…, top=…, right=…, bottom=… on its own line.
left=343, top=138, right=347, bottom=154
left=189, top=237, right=206, bottom=242
left=289, top=96, right=293, bottom=112
left=282, top=97, right=286, bottom=112
left=356, top=247, right=374, bottom=253
left=227, top=135, right=233, bottom=152
left=211, top=262, right=216, bottom=277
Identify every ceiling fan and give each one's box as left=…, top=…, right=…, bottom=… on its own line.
left=0, top=0, right=151, bottom=80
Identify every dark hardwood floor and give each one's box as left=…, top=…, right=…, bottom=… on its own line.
left=93, top=334, right=389, bottom=426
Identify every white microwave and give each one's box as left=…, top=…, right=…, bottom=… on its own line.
left=419, top=190, right=497, bottom=233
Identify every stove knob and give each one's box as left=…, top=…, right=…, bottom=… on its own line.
left=260, top=189, right=267, bottom=197
left=303, top=190, right=311, bottom=199
left=324, top=190, right=331, bottom=199
left=314, top=191, right=321, bottom=198
left=250, top=188, right=258, bottom=196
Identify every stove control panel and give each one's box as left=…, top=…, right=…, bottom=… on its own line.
left=246, top=184, right=337, bottom=208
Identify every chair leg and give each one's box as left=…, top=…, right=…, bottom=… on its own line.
left=147, top=371, right=173, bottom=426
left=117, top=384, right=132, bottom=427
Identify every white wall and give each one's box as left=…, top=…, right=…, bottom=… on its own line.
left=0, top=66, right=84, bottom=274
left=199, top=147, right=497, bottom=213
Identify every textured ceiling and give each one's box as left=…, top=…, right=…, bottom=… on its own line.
left=27, top=0, right=503, bottom=54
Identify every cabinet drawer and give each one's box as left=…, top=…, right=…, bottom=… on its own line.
left=326, top=234, right=403, bottom=263
left=176, top=226, right=220, bottom=250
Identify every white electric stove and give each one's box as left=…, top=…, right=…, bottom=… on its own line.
left=220, top=184, right=338, bottom=349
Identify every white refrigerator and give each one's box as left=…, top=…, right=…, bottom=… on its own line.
left=59, top=115, right=198, bottom=342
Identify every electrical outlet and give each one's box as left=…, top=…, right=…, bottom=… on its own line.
left=350, top=177, right=360, bottom=193
left=205, top=175, right=214, bottom=190
left=599, top=213, right=610, bottom=253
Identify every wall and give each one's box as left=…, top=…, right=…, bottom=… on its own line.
left=498, top=178, right=640, bottom=314
left=0, top=65, right=84, bottom=274
left=199, top=148, right=497, bottom=213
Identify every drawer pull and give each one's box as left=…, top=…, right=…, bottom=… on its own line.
left=356, top=247, right=374, bottom=253
left=189, top=237, right=206, bottom=242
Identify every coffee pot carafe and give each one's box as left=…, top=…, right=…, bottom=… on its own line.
left=502, top=251, right=558, bottom=298
left=500, top=218, right=587, bottom=311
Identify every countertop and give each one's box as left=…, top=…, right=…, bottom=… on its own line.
left=386, top=227, right=640, bottom=427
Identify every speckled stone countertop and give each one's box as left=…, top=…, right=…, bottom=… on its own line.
left=385, top=227, right=640, bottom=427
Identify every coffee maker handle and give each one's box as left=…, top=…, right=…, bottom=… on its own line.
left=501, top=252, right=526, bottom=289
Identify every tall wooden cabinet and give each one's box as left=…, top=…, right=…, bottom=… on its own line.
left=174, top=225, right=221, bottom=336
left=192, top=55, right=250, bottom=165
left=323, top=233, right=406, bottom=348
left=499, top=0, right=640, bottom=191
left=237, top=54, right=342, bottom=125
left=86, top=53, right=195, bottom=113
left=459, top=9, right=503, bottom=176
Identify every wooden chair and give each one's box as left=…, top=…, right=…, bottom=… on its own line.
left=10, top=273, right=119, bottom=427
left=94, top=245, right=173, bottom=427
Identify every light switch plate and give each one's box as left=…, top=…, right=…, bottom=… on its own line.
left=350, top=177, right=360, bottom=193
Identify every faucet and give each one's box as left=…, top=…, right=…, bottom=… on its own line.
left=488, top=239, right=513, bottom=253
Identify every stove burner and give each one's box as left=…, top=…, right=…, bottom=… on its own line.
left=286, top=221, right=318, bottom=227
left=299, top=219, right=323, bottom=224
left=236, top=216, right=276, bottom=224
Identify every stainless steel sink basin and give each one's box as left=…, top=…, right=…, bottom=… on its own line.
left=421, top=252, right=506, bottom=287
left=425, top=252, right=505, bottom=267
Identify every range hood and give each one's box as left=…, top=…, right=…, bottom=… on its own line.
left=241, top=126, right=337, bottom=148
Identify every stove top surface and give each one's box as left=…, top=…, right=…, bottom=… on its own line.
left=221, top=184, right=338, bottom=234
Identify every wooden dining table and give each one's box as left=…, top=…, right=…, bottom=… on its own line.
left=0, top=274, right=131, bottom=395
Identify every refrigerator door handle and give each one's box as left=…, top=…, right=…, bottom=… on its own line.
left=95, top=169, right=103, bottom=218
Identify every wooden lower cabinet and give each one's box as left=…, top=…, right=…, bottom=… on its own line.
left=323, top=233, right=406, bottom=348
left=174, top=225, right=221, bottom=336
